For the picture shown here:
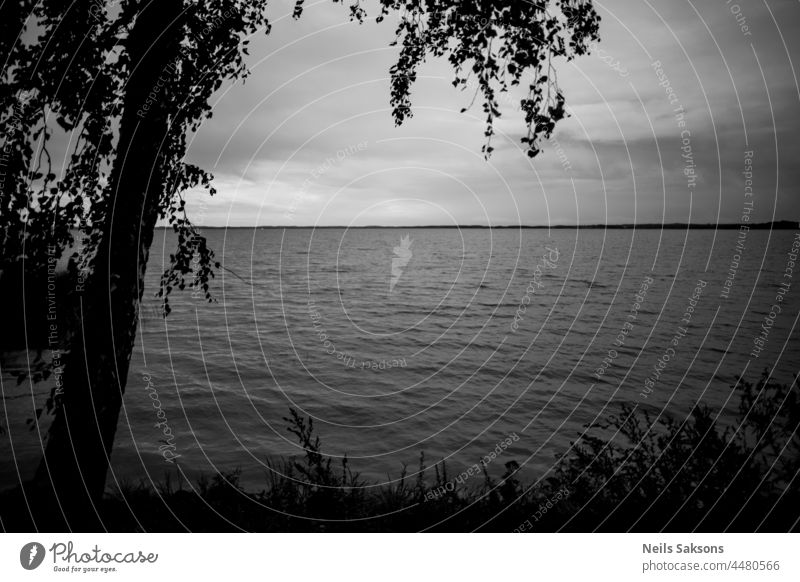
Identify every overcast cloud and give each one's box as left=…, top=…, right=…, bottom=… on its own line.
left=179, top=0, right=800, bottom=226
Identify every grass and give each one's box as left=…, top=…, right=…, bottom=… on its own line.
left=2, top=370, right=798, bottom=532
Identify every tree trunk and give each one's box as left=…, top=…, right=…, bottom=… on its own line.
left=32, top=0, right=184, bottom=530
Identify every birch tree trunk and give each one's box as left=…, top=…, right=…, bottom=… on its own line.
left=34, top=0, right=184, bottom=530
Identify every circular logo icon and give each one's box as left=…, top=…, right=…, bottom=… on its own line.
left=20, top=542, right=46, bottom=570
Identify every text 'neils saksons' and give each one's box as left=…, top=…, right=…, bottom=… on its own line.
left=643, top=543, right=724, bottom=554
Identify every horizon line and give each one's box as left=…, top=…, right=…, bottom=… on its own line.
left=158, top=220, right=799, bottom=230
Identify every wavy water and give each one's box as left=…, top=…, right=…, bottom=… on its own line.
left=3, top=228, right=798, bottom=490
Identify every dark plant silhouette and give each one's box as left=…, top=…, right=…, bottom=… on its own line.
left=532, top=368, right=800, bottom=532
left=0, top=0, right=600, bottom=528
left=2, top=373, right=794, bottom=532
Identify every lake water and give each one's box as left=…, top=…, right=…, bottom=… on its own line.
left=2, top=228, right=799, bottom=490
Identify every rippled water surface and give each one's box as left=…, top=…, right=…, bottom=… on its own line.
left=3, top=228, right=799, bottom=488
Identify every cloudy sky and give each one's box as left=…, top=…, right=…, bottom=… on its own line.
left=182, top=0, right=800, bottom=227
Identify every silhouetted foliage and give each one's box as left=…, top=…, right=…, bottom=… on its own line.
left=534, top=368, right=800, bottom=531
left=2, top=373, right=795, bottom=531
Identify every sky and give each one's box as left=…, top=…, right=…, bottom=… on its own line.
left=180, top=0, right=800, bottom=227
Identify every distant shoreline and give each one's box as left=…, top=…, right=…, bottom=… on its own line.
left=159, top=220, right=799, bottom=230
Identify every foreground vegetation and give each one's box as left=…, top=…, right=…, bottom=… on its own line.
left=2, top=370, right=797, bottom=532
